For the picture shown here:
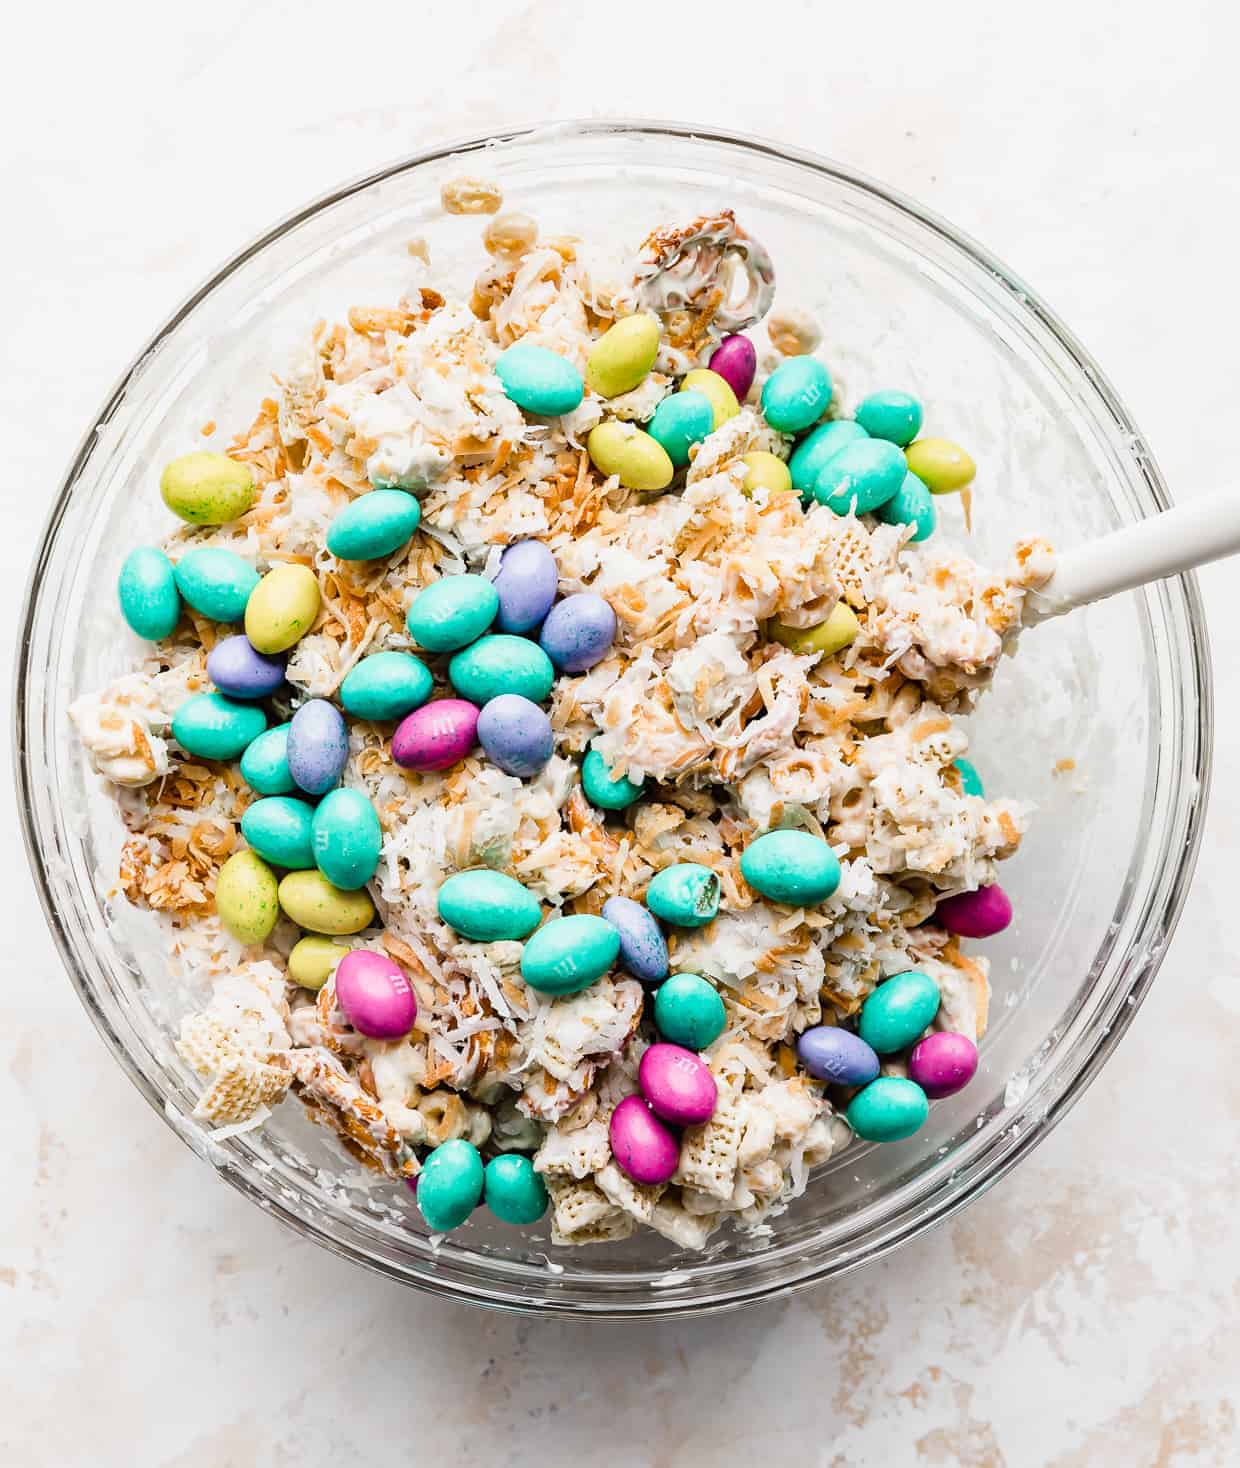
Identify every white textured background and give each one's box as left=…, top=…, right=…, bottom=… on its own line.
left=4, top=3, right=1239, bottom=1464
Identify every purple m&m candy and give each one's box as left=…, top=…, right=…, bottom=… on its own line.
left=601, top=896, right=668, bottom=985
left=539, top=592, right=616, bottom=673
left=909, top=1031, right=979, bottom=1099
left=477, top=694, right=554, bottom=778
left=796, top=1025, right=880, bottom=1087
left=707, top=334, right=757, bottom=402
left=391, top=698, right=479, bottom=772
left=638, top=1042, right=717, bottom=1127
left=206, top=634, right=286, bottom=700
left=609, top=1095, right=680, bottom=1185
left=493, top=540, right=559, bottom=634
left=334, top=949, right=417, bottom=1039
left=935, top=884, right=1013, bottom=939
left=287, top=698, right=348, bottom=795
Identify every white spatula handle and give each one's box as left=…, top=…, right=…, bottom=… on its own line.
left=1025, top=488, right=1240, bottom=623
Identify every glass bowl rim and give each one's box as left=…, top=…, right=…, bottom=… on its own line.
left=14, top=117, right=1213, bottom=1318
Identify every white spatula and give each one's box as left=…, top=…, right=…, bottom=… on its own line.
left=1023, top=487, right=1240, bottom=623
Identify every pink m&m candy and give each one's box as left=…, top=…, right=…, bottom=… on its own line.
left=908, top=1031, right=978, bottom=1099
left=334, top=950, right=417, bottom=1039
left=935, top=883, right=1012, bottom=939
left=707, top=334, right=757, bottom=402
left=391, top=698, right=479, bottom=773
left=638, top=1042, right=717, bottom=1127
left=609, top=1095, right=680, bottom=1185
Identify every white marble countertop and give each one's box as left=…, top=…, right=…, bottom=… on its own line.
left=4, top=3, right=1238, bottom=1463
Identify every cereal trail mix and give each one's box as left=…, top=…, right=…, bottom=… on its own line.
left=77, top=199, right=1054, bottom=1248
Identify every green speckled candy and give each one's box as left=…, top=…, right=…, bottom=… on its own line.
left=904, top=437, right=975, bottom=495
left=240, top=722, right=295, bottom=795
left=653, top=973, right=726, bottom=1050
left=875, top=471, right=937, bottom=542
left=339, top=652, right=433, bottom=721
left=277, top=870, right=374, bottom=934
left=495, top=343, right=585, bottom=416
left=647, top=390, right=714, bottom=468
left=740, top=829, right=841, bottom=907
left=172, top=692, right=266, bottom=761
left=484, top=1153, right=549, bottom=1225
left=581, top=748, right=645, bottom=811
left=449, top=634, right=554, bottom=705
left=240, top=796, right=316, bottom=869
left=437, top=869, right=542, bottom=943
left=160, top=452, right=256, bottom=525
left=172, top=547, right=260, bottom=622
left=405, top=575, right=499, bottom=653
left=858, top=970, right=941, bottom=1055
left=814, top=438, right=907, bottom=515
left=117, top=547, right=181, bottom=640
left=520, top=914, right=620, bottom=995
left=846, top=1076, right=929, bottom=1142
left=854, top=390, right=923, bottom=447
left=645, top=863, right=720, bottom=929
left=326, top=489, right=421, bottom=561
left=587, top=314, right=660, bottom=398
left=311, top=788, right=383, bottom=890
left=245, top=564, right=321, bottom=654
left=418, top=1139, right=485, bottom=1232
left=953, top=757, right=984, bottom=798
left=788, top=419, right=868, bottom=498
left=761, top=356, right=832, bottom=433
left=586, top=422, right=675, bottom=492
left=215, top=850, right=279, bottom=945
left=287, top=935, right=351, bottom=990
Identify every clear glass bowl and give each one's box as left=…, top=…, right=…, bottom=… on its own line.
left=15, top=121, right=1211, bottom=1317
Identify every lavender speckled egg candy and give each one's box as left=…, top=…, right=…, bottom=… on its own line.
left=539, top=592, right=616, bottom=673
left=287, top=699, right=348, bottom=795
left=391, top=698, right=479, bottom=772
left=609, top=1096, right=680, bottom=1185
left=908, top=1031, right=979, bottom=1099
left=492, top=540, right=559, bottom=633
left=477, top=694, right=554, bottom=778
left=796, top=1025, right=880, bottom=1087
left=334, top=949, right=416, bottom=1039
left=638, top=1042, right=718, bottom=1126
left=207, top=635, right=287, bottom=700
left=601, top=895, right=668, bottom=985
left=707, top=334, right=757, bottom=401
left=935, top=884, right=1013, bottom=939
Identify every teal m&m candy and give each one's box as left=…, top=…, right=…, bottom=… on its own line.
left=740, top=829, right=841, bottom=907
left=406, top=574, right=499, bottom=653
left=520, top=914, right=620, bottom=995
left=240, top=795, right=316, bottom=869
left=653, top=973, right=726, bottom=1050
left=953, top=757, right=984, bottom=798
left=788, top=419, right=868, bottom=498
left=876, top=472, right=936, bottom=542
left=240, top=722, right=295, bottom=795
left=117, top=546, right=181, bottom=640
left=645, top=863, right=720, bottom=928
left=854, top=390, right=923, bottom=446
left=417, top=1139, right=485, bottom=1232
left=483, top=1154, right=549, bottom=1225
left=761, top=356, right=833, bottom=433
left=581, top=747, right=645, bottom=810
left=846, top=1076, right=929, bottom=1142
left=857, top=970, right=941, bottom=1055
left=647, top=390, right=714, bottom=468
left=494, top=343, right=584, bottom=416
left=814, top=439, right=906, bottom=515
